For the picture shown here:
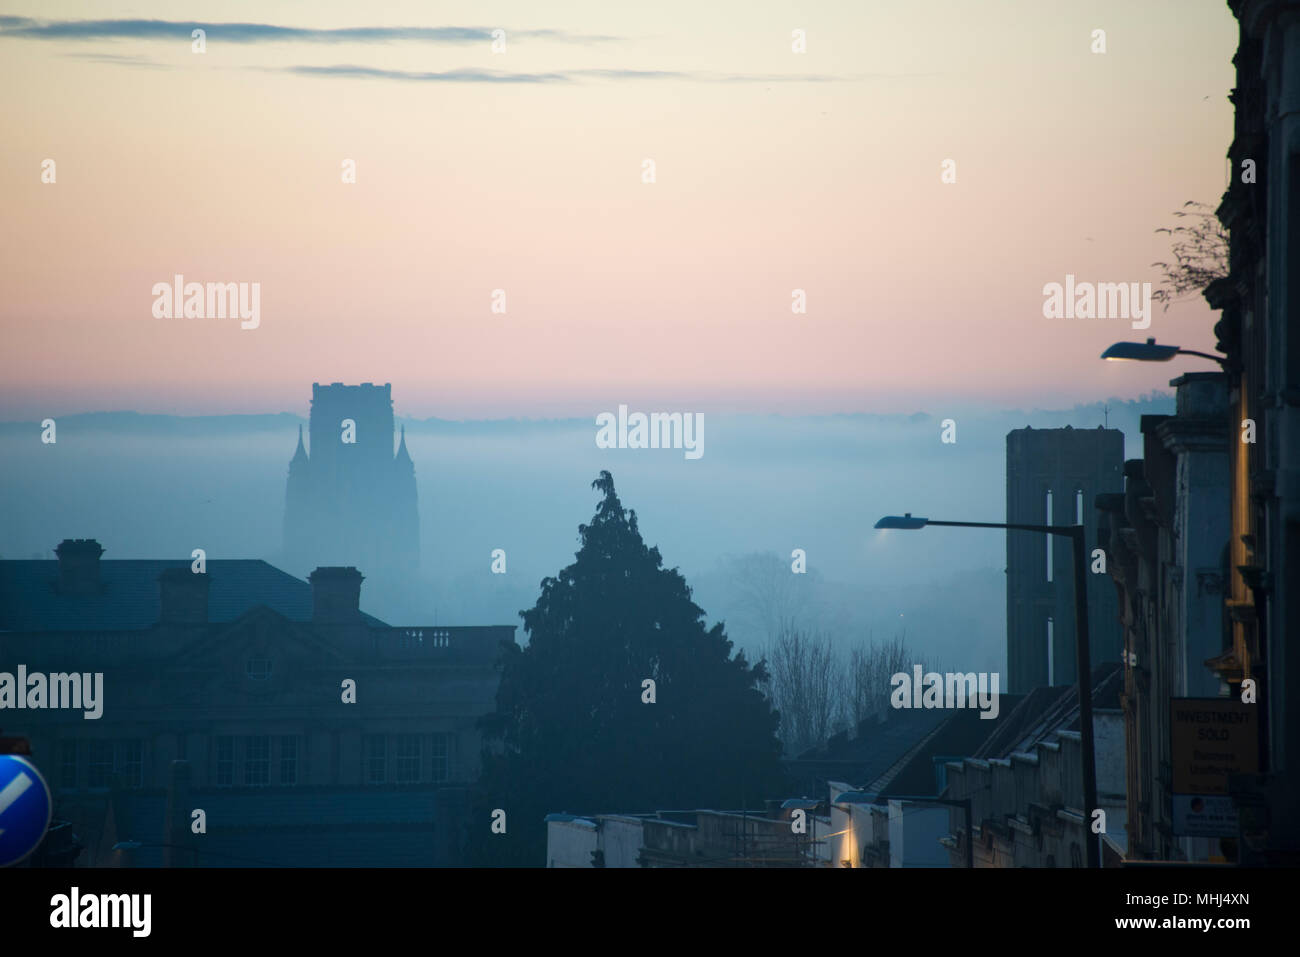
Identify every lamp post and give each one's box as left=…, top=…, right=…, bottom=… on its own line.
left=1101, top=337, right=1227, bottom=368
left=874, top=513, right=1100, bottom=869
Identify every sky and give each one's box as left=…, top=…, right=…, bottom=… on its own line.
left=0, top=1, right=1237, bottom=420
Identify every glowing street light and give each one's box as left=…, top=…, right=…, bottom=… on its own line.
left=1101, top=337, right=1226, bottom=367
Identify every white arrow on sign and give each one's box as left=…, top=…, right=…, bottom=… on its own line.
left=0, top=768, right=36, bottom=839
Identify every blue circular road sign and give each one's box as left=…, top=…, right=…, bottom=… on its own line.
left=0, top=755, right=53, bottom=867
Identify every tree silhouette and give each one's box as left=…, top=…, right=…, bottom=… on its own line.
left=470, top=471, right=786, bottom=865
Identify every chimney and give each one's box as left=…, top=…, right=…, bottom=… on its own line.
left=309, top=567, right=364, bottom=623
left=158, top=568, right=210, bottom=625
left=55, top=539, right=103, bottom=596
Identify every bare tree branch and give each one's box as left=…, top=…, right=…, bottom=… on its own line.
left=1150, top=200, right=1229, bottom=312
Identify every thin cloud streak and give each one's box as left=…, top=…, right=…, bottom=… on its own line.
left=282, top=65, right=887, bottom=84
left=284, top=65, right=572, bottom=84
left=61, top=52, right=171, bottom=69
left=0, top=17, right=617, bottom=45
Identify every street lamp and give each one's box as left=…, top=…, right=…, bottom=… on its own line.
left=1101, top=337, right=1226, bottom=367
left=873, top=512, right=1101, bottom=869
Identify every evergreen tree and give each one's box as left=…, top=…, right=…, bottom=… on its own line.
left=471, top=471, right=787, bottom=865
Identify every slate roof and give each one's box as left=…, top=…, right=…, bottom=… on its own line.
left=870, top=695, right=1026, bottom=798
left=0, top=559, right=388, bottom=632
left=973, top=662, right=1124, bottom=761
left=785, top=707, right=952, bottom=792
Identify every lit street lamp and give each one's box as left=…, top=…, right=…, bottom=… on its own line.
left=1101, top=337, right=1227, bottom=367
left=874, top=512, right=1101, bottom=869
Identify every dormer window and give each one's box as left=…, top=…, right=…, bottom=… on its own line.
left=247, top=657, right=272, bottom=681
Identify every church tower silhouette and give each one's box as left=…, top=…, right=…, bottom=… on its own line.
left=283, top=382, right=419, bottom=577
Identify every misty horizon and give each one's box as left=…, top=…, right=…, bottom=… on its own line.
left=1, top=389, right=1174, bottom=679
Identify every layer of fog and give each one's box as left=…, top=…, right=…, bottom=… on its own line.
left=0, top=396, right=1168, bottom=676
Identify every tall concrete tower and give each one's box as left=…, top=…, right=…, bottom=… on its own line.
left=283, top=382, right=419, bottom=577
left=1006, top=426, right=1123, bottom=692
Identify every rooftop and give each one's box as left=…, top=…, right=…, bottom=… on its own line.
left=0, top=558, right=388, bottom=632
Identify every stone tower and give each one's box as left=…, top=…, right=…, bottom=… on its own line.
left=283, top=382, right=419, bottom=577
left=1006, top=425, right=1123, bottom=692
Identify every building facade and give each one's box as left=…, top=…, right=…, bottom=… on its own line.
left=1206, top=0, right=1300, bottom=865
left=0, top=540, right=515, bottom=866
left=1096, top=374, right=1232, bottom=862
left=546, top=808, right=819, bottom=868
left=1006, top=426, right=1125, bottom=692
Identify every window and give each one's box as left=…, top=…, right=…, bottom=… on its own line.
left=1045, top=489, right=1054, bottom=582
left=1046, top=618, right=1055, bottom=687
left=395, top=735, right=420, bottom=783
left=364, top=734, right=387, bottom=784
left=246, top=658, right=272, bottom=681
left=215, top=736, right=234, bottom=786
left=60, top=740, right=78, bottom=789
left=117, top=739, right=143, bottom=788
left=1076, top=488, right=1084, bottom=526
left=279, top=736, right=298, bottom=785
left=244, top=735, right=270, bottom=786
left=431, top=733, right=449, bottom=783
left=88, top=740, right=113, bottom=788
